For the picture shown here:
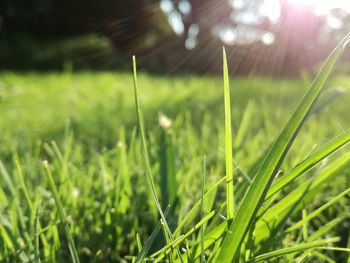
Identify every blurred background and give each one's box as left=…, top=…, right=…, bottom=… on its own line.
left=1, top=0, right=350, bottom=75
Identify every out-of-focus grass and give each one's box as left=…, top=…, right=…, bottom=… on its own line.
left=1, top=71, right=348, bottom=148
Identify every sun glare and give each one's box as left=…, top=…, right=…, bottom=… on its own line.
left=261, top=0, right=350, bottom=29
left=287, top=0, right=350, bottom=14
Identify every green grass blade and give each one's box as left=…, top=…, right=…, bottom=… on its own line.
left=287, top=187, right=350, bottom=233
left=160, top=126, right=178, bottom=208
left=160, top=220, right=173, bottom=262
left=217, top=33, right=350, bottom=262
left=234, top=101, right=255, bottom=149
left=152, top=208, right=221, bottom=261
left=248, top=237, right=339, bottom=262
left=43, top=161, right=80, bottom=263
left=316, top=247, right=350, bottom=253
left=302, top=209, right=308, bottom=241
left=132, top=55, right=170, bottom=226
left=15, top=158, right=33, bottom=212
left=312, top=251, right=335, bottom=263
left=347, top=231, right=350, bottom=263
left=260, top=152, right=350, bottom=223
left=223, top=47, right=234, bottom=220
left=0, top=161, right=16, bottom=196
left=299, top=254, right=312, bottom=263
left=308, top=216, right=345, bottom=242
left=173, top=177, right=225, bottom=236
left=254, top=153, right=350, bottom=244
left=171, top=221, right=227, bottom=262
left=135, top=212, right=169, bottom=263
left=34, top=205, right=41, bottom=263
left=267, top=128, right=350, bottom=199
left=200, top=156, right=207, bottom=263
left=132, top=56, right=182, bottom=261
left=136, top=233, right=142, bottom=253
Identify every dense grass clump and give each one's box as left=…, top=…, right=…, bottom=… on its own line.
left=0, top=35, right=350, bottom=262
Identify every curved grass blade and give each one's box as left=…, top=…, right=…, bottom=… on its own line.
left=132, top=55, right=171, bottom=231
left=254, top=152, right=350, bottom=244
left=217, top=33, right=350, bottom=262
left=247, top=237, right=339, bottom=262
left=132, top=56, right=183, bottom=262
left=267, top=128, right=350, bottom=199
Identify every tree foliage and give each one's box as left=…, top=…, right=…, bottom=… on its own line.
left=0, top=0, right=349, bottom=74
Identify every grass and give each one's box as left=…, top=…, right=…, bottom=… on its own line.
left=217, top=33, right=350, bottom=263
left=0, top=36, right=350, bottom=262
left=223, top=47, right=234, bottom=220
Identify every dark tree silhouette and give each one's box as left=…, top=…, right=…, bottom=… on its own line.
left=0, top=0, right=347, bottom=74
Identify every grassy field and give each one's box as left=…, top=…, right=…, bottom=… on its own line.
left=0, top=48, right=350, bottom=262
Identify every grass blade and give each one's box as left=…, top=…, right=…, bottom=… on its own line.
left=200, top=156, right=207, bottom=263
left=132, top=55, right=170, bottom=227
left=308, top=216, right=345, bottom=242
left=34, top=205, right=41, bottom=263
left=254, top=152, right=350, bottom=245
left=159, top=122, right=178, bottom=208
left=132, top=56, right=182, bottom=261
left=217, top=33, right=350, bottom=262
left=267, top=128, right=350, bottom=199
left=15, top=158, right=33, bottom=212
left=234, top=101, right=255, bottom=149
left=287, top=187, right=350, bottom=233
left=173, top=177, right=225, bottom=236
left=152, top=207, right=223, bottom=261
left=223, top=47, right=234, bottom=220
left=135, top=209, right=169, bottom=263
left=43, top=161, right=80, bottom=263
left=248, top=237, right=339, bottom=262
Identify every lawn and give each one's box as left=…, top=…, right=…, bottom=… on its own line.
left=0, top=53, right=350, bottom=261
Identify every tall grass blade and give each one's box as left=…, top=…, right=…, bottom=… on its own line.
left=132, top=56, right=182, bottom=261
left=0, top=161, right=16, bottom=196
left=217, top=33, right=350, bottom=262
left=34, top=205, right=41, bottom=263
left=15, top=158, right=33, bottom=212
left=43, top=161, right=80, bottom=263
left=223, top=47, right=234, bottom=220
left=160, top=126, right=178, bottom=209
left=234, top=101, right=255, bottom=149
left=200, top=156, right=207, bottom=263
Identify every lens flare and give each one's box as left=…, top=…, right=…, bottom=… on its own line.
left=286, top=0, right=350, bottom=14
